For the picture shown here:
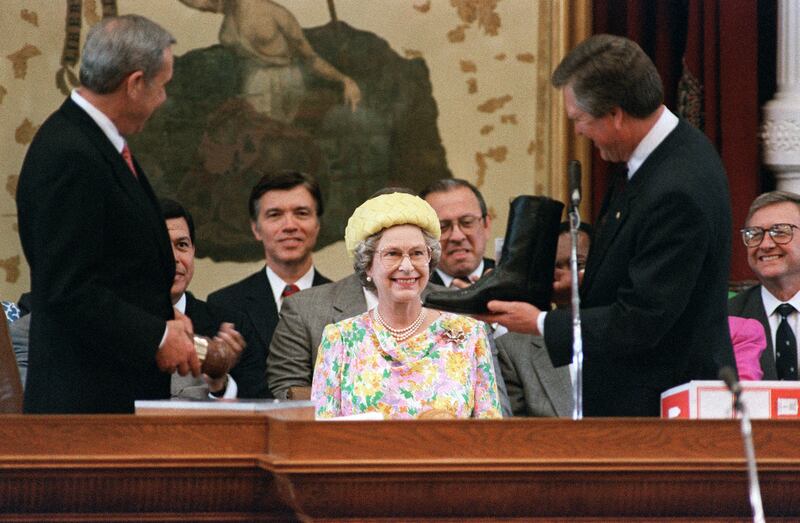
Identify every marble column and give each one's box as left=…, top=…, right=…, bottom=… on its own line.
left=762, top=0, right=800, bottom=192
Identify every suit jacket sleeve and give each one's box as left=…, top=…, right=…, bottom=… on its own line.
left=267, top=294, right=315, bottom=399
left=496, top=343, right=525, bottom=417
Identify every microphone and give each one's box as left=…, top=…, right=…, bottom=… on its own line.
left=568, top=160, right=582, bottom=209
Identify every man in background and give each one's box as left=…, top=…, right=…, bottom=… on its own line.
left=552, top=221, right=593, bottom=309
left=208, top=171, right=330, bottom=369
left=162, top=198, right=269, bottom=398
left=729, top=191, right=800, bottom=380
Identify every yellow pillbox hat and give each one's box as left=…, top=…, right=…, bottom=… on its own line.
left=344, top=193, right=441, bottom=257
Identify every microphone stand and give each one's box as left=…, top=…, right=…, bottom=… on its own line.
left=734, top=389, right=765, bottom=523
left=568, top=195, right=583, bottom=420
left=721, top=368, right=765, bottom=523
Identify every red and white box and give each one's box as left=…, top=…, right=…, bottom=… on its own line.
left=661, top=380, right=800, bottom=419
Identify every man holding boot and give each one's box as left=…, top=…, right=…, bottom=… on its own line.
left=464, top=35, right=735, bottom=416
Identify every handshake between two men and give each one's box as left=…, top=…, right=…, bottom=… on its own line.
left=157, top=309, right=245, bottom=387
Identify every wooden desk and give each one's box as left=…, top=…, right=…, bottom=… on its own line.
left=0, top=410, right=798, bottom=521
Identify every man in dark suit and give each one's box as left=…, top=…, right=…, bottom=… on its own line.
left=729, top=191, right=800, bottom=380
left=160, top=198, right=270, bottom=398
left=16, top=16, right=198, bottom=413
left=420, top=179, right=495, bottom=287
left=208, top=171, right=330, bottom=366
left=479, top=34, right=735, bottom=416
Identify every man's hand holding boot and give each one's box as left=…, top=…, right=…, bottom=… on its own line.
left=474, top=300, right=541, bottom=335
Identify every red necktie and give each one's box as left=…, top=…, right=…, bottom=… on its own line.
left=281, top=284, right=300, bottom=298
left=121, top=144, right=138, bottom=178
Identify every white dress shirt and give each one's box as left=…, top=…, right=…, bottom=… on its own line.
left=266, top=265, right=316, bottom=311
left=434, top=259, right=485, bottom=288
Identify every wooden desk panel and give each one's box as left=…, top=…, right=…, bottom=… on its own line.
left=0, top=412, right=798, bottom=521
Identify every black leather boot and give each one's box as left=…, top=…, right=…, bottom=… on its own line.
left=423, top=195, right=563, bottom=314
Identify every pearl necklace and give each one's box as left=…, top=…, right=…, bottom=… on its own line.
left=374, top=307, right=426, bottom=342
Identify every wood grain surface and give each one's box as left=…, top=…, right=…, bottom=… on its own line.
left=0, top=411, right=798, bottom=521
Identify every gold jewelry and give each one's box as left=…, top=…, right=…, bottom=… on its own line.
left=374, top=306, right=426, bottom=342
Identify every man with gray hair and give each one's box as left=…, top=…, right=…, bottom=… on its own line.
left=480, top=34, right=735, bottom=416
left=730, top=191, right=800, bottom=380
left=16, top=15, right=198, bottom=413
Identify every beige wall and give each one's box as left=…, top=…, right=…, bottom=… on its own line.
left=0, top=0, right=589, bottom=302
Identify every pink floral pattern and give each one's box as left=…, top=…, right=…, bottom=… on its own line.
left=311, top=311, right=502, bottom=419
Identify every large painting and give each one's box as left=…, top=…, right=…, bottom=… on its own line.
left=130, top=0, right=451, bottom=262
left=1, top=0, right=561, bottom=298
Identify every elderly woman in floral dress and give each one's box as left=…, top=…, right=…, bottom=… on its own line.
left=311, top=192, right=502, bottom=419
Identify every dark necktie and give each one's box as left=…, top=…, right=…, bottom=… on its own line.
left=281, top=284, right=300, bottom=298
left=121, top=144, right=138, bottom=179
left=775, top=303, right=798, bottom=380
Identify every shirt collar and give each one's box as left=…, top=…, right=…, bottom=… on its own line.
left=363, top=287, right=379, bottom=310
left=434, top=259, right=485, bottom=288
left=266, top=264, right=316, bottom=308
left=761, top=286, right=800, bottom=317
left=174, top=293, right=187, bottom=314
left=70, top=89, right=126, bottom=153
left=626, top=106, right=679, bottom=178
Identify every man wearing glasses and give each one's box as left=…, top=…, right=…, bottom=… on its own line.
left=730, top=191, right=800, bottom=380
left=420, top=179, right=494, bottom=288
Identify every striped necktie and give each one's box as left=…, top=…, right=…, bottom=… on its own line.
left=121, top=143, right=138, bottom=178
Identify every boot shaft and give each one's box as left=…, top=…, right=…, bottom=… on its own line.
left=499, top=196, right=563, bottom=276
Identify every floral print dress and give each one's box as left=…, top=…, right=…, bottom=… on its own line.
left=311, top=311, right=502, bottom=419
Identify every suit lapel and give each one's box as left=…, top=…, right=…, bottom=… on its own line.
left=312, top=271, right=331, bottom=286
left=583, top=124, right=686, bottom=296
left=429, top=271, right=445, bottom=286
left=61, top=99, right=173, bottom=279
left=332, top=274, right=368, bottom=322
left=582, top=182, right=635, bottom=295
left=749, top=287, right=777, bottom=380
left=245, top=271, right=279, bottom=348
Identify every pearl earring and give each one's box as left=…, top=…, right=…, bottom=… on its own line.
left=366, top=276, right=372, bottom=282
